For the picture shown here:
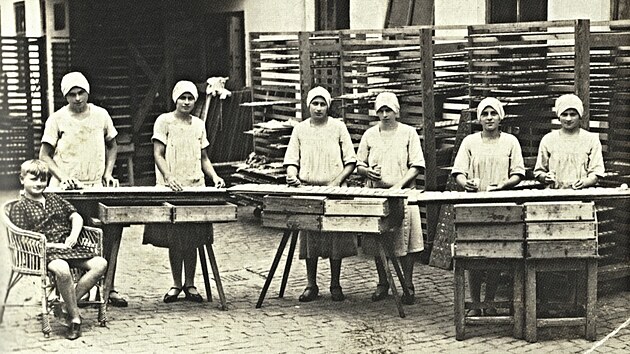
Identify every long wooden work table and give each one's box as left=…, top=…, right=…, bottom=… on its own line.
left=51, top=186, right=237, bottom=310
left=50, top=184, right=630, bottom=317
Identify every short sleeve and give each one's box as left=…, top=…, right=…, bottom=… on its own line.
left=9, top=202, right=29, bottom=230
left=103, top=109, right=118, bottom=142
left=338, top=121, right=357, bottom=166
left=534, top=134, right=551, bottom=179
left=283, top=124, right=301, bottom=167
left=152, top=114, right=169, bottom=145
left=407, top=128, right=425, bottom=169
left=356, top=131, right=370, bottom=168
left=451, top=136, right=472, bottom=177
left=508, top=136, right=526, bottom=177
left=587, top=133, right=605, bottom=177
left=41, top=115, right=60, bottom=148
left=199, top=121, right=210, bottom=150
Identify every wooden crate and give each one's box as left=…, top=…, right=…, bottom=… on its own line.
left=454, top=203, right=523, bottom=223
left=453, top=241, right=524, bottom=258
left=98, top=202, right=172, bottom=224
left=455, top=223, right=524, bottom=241
left=526, top=222, right=597, bottom=240
left=166, top=202, right=238, bottom=223
left=526, top=240, right=598, bottom=258
left=262, top=212, right=401, bottom=233
left=263, top=195, right=394, bottom=216
left=523, top=201, right=595, bottom=222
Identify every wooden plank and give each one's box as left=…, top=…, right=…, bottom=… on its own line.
left=455, top=223, right=524, bottom=241
left=263, top=195, right=326, bottom=214
left=523, top=201, right=595, bottom=221
left=168, top=202, right=237, bottom=223
left=454, top=203, right=523, bottom=223
left=453, top=241, right=524, bottom=258
left=98, top=202, right=171, bottom=224
left=320, top=215, right=397, bottom=233
left=526, top=240, right=597, bottom=258
left=324, top=197, right=390, bottom=216
left=526, top=222, right=597, bottom=240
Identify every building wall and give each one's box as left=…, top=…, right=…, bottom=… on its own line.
left=549, top=0, right=610, bottom=21
left=350, top=0, right=389, bottom=29
left=0, top=0, right=43, bottom=36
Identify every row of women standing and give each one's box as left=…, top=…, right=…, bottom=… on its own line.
left=283, top=86, right=605, bottom=308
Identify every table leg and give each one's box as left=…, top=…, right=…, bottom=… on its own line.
left=454, top=259, right=465, bottom=341
left=279, top=230, right=299, bottom=298
left=585, top=259, right=597, bottom=341
left=513, top=262, right=524, bottom=339
left=386, top=248, right=410, bottom=298
left=378, top=239, right=405, bottom=318
left=206, top=242, right=227, bottom=310
left=101, top=225, right=123, bottom=309
left=256, top=230, right=292, bottom=309
left=197, top=246, right=213, bottom=302
left=525, top=261, right=537, bottom=343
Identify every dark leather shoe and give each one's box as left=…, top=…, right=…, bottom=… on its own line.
left=330, top=286, right=345, bottom=302
left=163, top=287, right=182, bottom=303
left=401, top=285, right=415, bottom=305
left=298, top=286, right=319, bottom=302
left=183, top=286, right=204, bottom=303
left=371, top=283, right=389, bottom=302
left=67, top=322, right=81, bottom=340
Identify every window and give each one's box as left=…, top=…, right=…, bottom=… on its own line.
left=14, top=1, right=26, bottom=35
left=488, top=0, right=548, bottom=23
left=316, top=0, right=350, bottom=30
left=53, top=3, right=66, bottom=31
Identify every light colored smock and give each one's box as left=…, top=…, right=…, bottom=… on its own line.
left=283, top=117, right=358, bottom=259
left=534, top=129, right=605, bottom=189
left=41, top=104, right=118, bottom=187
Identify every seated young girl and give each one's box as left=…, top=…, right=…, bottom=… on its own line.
left=9, top=159, right=108, bottom=340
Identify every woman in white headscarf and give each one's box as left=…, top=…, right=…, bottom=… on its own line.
left=284, top=86, right=357, bottom=302
left=143, top=80, right=225, bottom=303
left=534, top=94, right=604, bottom=189
left=356, top=92, right=425, bottom=305
left=451, top=97, right=525, bottom=315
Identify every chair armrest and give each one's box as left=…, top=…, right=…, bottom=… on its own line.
left=78, top=226, right=103, bottom=256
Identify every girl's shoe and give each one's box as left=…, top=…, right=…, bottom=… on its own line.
left=163, top=287, right=182, bottom=303
left=371, top=283, right=389, bottom=302
left=183, top=286, right=204, bottom=303
left=67, top=322, right=81, bottom=340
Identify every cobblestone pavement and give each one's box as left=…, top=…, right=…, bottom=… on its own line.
left=0, top=190, right=629, bottom=353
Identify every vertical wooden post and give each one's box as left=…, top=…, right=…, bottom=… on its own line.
left=420, top=27, right=439, bottom=249
left=574, top=19, right=590, bottom=130
left=524, top=261, right=537, bottom=343
left=298, top=31, right=313, bottom=119
left=454, top=259, right=466, bottom=340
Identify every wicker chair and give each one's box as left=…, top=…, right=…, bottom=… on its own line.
left=0, top=200, right=107, bottom=337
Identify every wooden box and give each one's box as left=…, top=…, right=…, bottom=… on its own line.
left=166, top=201, right=237, bottom=223
left=455, top=223, right=524, bottom=241
left=98, top=202, right=171, bottom=224
left=526, top=240, right=598, bottom=258
left=523, top=201, right=595, bottom=222
left=262, top=212, right=400, bottom=233
left=526, top=221, right=597, bottom=240
left=263, top=195, right=393, bottom=216
left=454, top=203, right=523, bottom=223
left=453, top=241, right=524, bottom=258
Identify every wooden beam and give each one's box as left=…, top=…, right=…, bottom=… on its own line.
left=298, top=31, right=313, bottom=119
left=574, top=19, right=590, bottom=129
left=127, top=42, right=158, bottom=83
left=132, top=63, right=166, bottom=134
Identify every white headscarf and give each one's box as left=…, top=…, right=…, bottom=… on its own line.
left=554, top=94, right=584, bottom=117
left=172, top=80, right=199, bottom=103
left=306, top=86, right=332, bottom=107
left=477, top=97, right=505, bottom=120
left=61, top=72, right=90, bottom=96
left=374, top=92, right=400, bottom=114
